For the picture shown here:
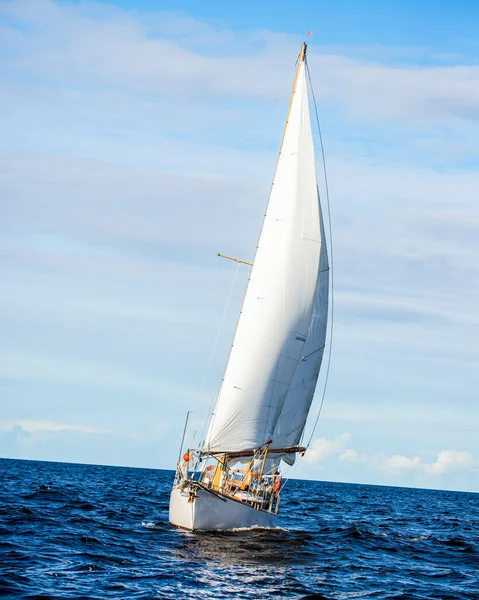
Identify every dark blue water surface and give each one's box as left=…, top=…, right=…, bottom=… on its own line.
left=1, top=458, right=478, bottom=599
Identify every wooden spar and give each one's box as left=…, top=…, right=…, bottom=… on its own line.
left=258, top=443, right=270, bottom=480
left=201, top=445, right=306, bottom=460
left=212, top=454, right=225, bottom=490
left=218, top=253, right=253, bottom=267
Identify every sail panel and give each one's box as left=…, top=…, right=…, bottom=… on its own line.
left=271, top=203, right=329, bottom=455
left=204, top=61, right=322, bottom=453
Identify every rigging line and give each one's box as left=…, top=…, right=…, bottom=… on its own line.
left=259, top=98, right=281, bottom=154
left=198, top=262, right=241, bottom=448
left=303, top=58, right=335, bottom=451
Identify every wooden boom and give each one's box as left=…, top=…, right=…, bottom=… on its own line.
left=202, top=445, right=306, bottom=460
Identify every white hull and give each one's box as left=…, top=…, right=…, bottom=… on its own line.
left=169, top=485, right=278, bottom=531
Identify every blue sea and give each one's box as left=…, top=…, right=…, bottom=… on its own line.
left=1, top=458, right=478, bottom=599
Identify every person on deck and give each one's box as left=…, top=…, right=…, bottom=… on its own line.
left=180, top=453, right=190, bottom=489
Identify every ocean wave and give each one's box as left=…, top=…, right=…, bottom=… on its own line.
left=1, top=458, right=478, bottom=599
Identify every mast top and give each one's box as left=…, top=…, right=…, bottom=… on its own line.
left=299, top=42, right=307, bottom=63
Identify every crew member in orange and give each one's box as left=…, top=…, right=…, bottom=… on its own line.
left=273, top=475, right=282, bottom=494
left=180, top=452, right=190, bottom=486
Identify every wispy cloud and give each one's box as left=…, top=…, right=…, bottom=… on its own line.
left=0, top=420, right=114, bottom=435
left=0, top=422, right=168, bottom=468
left=3, top=0, right=479, bottom=125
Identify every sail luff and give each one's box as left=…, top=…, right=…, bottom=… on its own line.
left=204, top=48, right=321, bottom=454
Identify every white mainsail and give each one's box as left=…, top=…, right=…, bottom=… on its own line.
left=204, top=51, right=328, bottom=456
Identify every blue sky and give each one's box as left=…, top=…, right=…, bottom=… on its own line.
left=1, top=0, right=478, bottom=492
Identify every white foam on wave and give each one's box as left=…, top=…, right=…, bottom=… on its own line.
left=339, top=591, right=380, bottom=599
left=407, top=534, right=430, bottom=542
left=179, top=524, right=288, bottom=534
left=229, top=525, right=288, bottom=532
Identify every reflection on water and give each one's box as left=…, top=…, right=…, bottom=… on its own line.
left=174, top=527, right=318, bottom=566
left=173, top=527, right=329, bottom=599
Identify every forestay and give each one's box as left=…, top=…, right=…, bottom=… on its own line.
left=204, top=55, right=328, bottom=454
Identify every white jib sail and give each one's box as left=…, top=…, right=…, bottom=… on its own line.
left=205, top=58, right=323, bottom=453
left=272, top=202, right=329, bottom=460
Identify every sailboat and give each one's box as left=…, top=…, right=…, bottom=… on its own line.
left=169, top=42, right=330, bottom=531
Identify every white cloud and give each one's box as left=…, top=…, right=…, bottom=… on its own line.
left=303, top=430, right=475, bottom=481
left=339, top=448, right=358, bottom=462
left=424, top=449, right=473, bottom=475
left=0, top=420, right=113, bottom=435
left=329, top=442, right=475, bottom=478
left=304, top=433, right=351, bottom=464
left=310, top=54, right=479, bottom=124
left=386, top=454, right=422, bottom=471
left=0, top=422, right=169, bottom=468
